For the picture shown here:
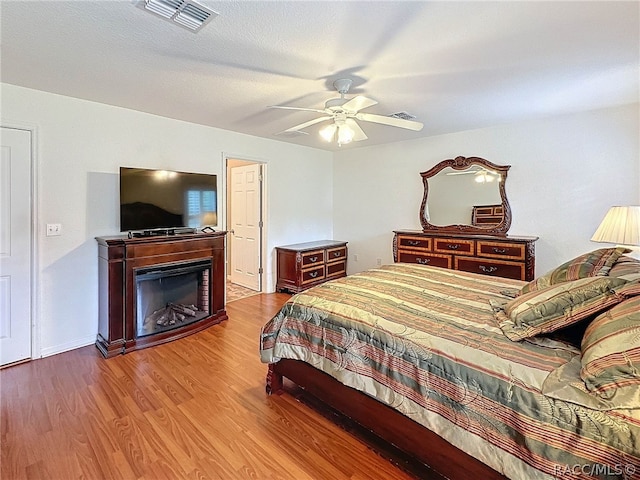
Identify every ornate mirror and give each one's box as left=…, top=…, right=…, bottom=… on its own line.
left=419, top=156, right=512, bottom=236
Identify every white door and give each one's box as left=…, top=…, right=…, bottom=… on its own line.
left=0, top=127, right=32, bottom=366
left=229, top=163, right=261, bottom=291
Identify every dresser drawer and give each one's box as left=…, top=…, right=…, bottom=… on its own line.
left=477, top=241, right=525, bottom=261
left=474, top=206, right=501, bottom=216
left=301, top=265, right=325, bottom=284
left=455, top=257, right=525, bottom=281
left=393, top=231, right=536, bottom=281
left=326, top=260, right=347, bottom=278
left=397, top=235, right=431, bottom=250
left=301, top=249, right=324, bottom=267
left=433, top=238, right=475, bottom=256
left=398, top=251, right=451, bottom=269
left=327, top=246, right=347, bottom=262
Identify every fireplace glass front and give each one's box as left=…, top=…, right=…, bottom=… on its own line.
left=135, top=259, right=212, bottom=338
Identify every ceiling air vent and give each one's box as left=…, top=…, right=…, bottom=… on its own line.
left=136, top=0, right=218, bottom=32
left=389, top=111, right=416, bottom=121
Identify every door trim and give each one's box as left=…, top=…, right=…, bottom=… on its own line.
left=0, top=122, right=40, bottom=361
left=222, top=153, right=267, bottom=293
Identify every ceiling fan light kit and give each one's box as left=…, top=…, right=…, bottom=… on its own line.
left=270, top=78, right=424, bottom=146
left=338, top=126, right=354, bottom=145
left=319, top=123, right=337, bottom=142
left=319, top=121, right=354, bottom=146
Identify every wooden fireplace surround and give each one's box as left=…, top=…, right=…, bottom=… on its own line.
left=95, top=232, right=227, bottom=357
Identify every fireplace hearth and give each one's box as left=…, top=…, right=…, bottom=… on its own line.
left=96, top=232, right=227, bottom=357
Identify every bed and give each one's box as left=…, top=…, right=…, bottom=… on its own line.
left=260, top=251, right=640, bottom=479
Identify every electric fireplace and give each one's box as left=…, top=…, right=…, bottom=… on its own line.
left=96, top=232, right=227, bottom=357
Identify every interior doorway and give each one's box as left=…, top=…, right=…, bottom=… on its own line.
left=226, top=158, right=265, bottom=295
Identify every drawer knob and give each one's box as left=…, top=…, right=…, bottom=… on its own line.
left=447, top=244, right=460, bottom=250
left=479, top=265, right=498, bottom=273
left=417, top=258, right=430, bottom=265
left=333, top=252, right=341, bottom=257
left=492, top=247, right=507, bottom=254
left=309, top=271, right=319, bottom=278
left=309, top=256, right=318, bottom=262
left=408, top=240, right=420, bottom=246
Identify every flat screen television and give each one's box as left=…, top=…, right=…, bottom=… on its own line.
left=120, top=167, right=218, bottom=232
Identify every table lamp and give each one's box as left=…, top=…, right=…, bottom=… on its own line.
left=591, top=205, right=640, bottom=258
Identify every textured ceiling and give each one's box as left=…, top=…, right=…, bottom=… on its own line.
left=1, top=1, right=638, bottom=151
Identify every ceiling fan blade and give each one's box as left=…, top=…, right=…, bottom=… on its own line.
left=341, top=95, right=378, bottom=113
left=356, top=112, right=424, bottom=131
left=282, top=116, right=333, bottom=133
left=345, top=119, right=368, bottom=142
left=268, top=105, right=328, bottom=114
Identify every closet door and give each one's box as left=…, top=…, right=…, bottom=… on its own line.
left=0, top=127, right=32, bottom=366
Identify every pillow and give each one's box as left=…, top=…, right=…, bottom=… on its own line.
left=519, top=247, right=630, bottom=295
left=609, top=255, right=640, bottom=281
left=580, top=296, right=640, bottom=402
left=613, top=279, right=640, bottom=302
left=494, top=276, right=629, bottom=341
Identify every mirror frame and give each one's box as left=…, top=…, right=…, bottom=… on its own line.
left=419, top=156, right=512, bottom=236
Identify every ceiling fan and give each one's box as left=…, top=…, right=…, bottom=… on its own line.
left=269, top=79, right=424, bottom=146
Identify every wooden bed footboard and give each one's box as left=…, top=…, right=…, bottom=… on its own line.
left=266, top=359, right=507, bottom=480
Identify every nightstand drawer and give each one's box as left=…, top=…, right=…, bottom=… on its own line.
left=433, top=238, right=475, bottom=256
left=302, top=265, right=325, bottom=284
left=327, top=246, right=347, bottom=262
left=398, top=251, right=451, bottom=269
left=455, top=257, right=524, bottom=281
left=477, top=241, right=525, bottom=261
left=326, top=260, right=346, bottom=278
left=301, top=249, right=324, bottom=267
left=397, top=235, right=431, bottom=250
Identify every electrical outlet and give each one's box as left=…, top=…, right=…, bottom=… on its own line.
left=376, top=258, right=382, bottom=266
left=353, top=254, right=358, bottom=262
left=46, top=223, right=62, bottom=236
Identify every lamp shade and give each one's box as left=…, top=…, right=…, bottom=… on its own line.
left=591, top=206, right=640, bottom=246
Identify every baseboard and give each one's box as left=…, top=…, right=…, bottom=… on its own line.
left=39, top=335, right=96, bottom=358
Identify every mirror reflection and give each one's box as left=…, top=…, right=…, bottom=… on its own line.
left=425, top=167, right=503, bottom=226
left=419, top=156, right=512, bottom=236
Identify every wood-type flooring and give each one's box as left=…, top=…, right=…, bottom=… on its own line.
left=1, top=293, right=425, bottom=480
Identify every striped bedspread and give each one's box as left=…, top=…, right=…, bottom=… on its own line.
left=260, top=264, right=640, bottom=479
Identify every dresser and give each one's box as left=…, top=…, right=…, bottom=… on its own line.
left=276, top=240, right=348, bottom=293
left=393, top=231, right=537, bottom=281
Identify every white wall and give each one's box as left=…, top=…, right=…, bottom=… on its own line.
left=1, top=83, right=333, bottom=357
left=3, top=81, right=638, bottom=359
left=333, top=104, right=640, bottom=275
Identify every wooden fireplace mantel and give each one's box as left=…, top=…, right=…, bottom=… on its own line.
left=95, top=232, right=227, bottom=357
